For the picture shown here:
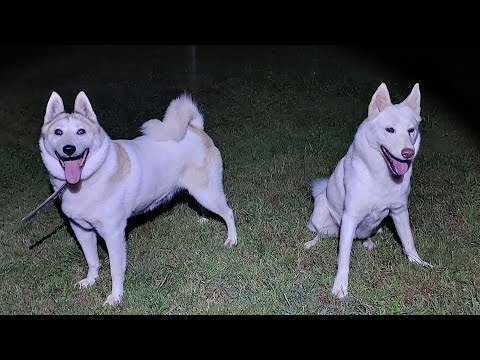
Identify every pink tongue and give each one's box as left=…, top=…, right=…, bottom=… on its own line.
left=392, top=158, right=409, bottom=176
left=64, top=159, right=82, bottom=184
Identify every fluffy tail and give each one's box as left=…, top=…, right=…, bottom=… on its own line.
left=140, top=93, right=204, bottom=142
left=312, top=177, right=328, bottom=198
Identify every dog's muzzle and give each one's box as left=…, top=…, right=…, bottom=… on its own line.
left=55, top=148, right=90, bottom=184
left=381, top=146, right=412, bottom=176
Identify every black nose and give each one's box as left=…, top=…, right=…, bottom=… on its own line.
left=63, top=145, right=76, bottom=156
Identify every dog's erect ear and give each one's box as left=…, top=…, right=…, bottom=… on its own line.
left=44, top=91, right=65, bottom=124
left=368, top=83, right=392, bottom=119
left=401, top=83, right=421, bottom=118
left=74, top=91, right=98, bottom=123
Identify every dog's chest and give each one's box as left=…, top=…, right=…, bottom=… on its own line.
left=354, top=194, right=407, bottom=238
left=355, top=205, right=389, bottom=238
left=60, top=192, right=102, bottom=229
left=359, top=205, right=388, bottom=224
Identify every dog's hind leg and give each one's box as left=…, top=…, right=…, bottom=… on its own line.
left=184, top=168, right=237, bottom=247
left=362, top=226, right=383, bottom=251
left=182, top=150, right=237, bottom=247
left=197, top=204, right=210, bottom=224
left=70, top=221, right=101, bottom=288
left=362, top=238, right=375, bottom=251
left=304, top=234, right=320, bottom=249
left=190, top=186, right=237, bottom=247
left=305, top=194, right=338, bottom=249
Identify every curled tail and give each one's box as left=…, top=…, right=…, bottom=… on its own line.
left=312, top=177, right=328, bottom=198
left=140, top=93, right=204, bottom=142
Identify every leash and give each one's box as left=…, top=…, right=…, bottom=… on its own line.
left=21, top=183, right=68, bottom=224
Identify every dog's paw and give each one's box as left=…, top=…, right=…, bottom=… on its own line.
left=77, top=277, right=97, bottom=288
left=304, top=237, right=319, bottom=249
left=362, top=238, right=376, bottom=251
left=224, top=237, right=237, bottom=247
left=332, top=278, right=348, bottom=299
left=407, top=254, right=433, bottom=268
left=103, top=293, right=122, bottom=306
left=198, top=217, right=209, bottom=224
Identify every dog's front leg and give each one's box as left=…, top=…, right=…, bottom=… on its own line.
left=332, top=213, right=358, bottom=299
left=98, top=224, right=127, bottom=306
left=70, top=221, right=101, bottom=288
left=390, top=209, right=431, bottom=267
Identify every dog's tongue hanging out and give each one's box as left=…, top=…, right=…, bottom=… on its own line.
left=391, top=158, right=409, bottom=176
left=61, top=149, right=89, bottom=184
left=381, top=146, right=410, bottom=176
left=64, top=159, right=83, bottom=184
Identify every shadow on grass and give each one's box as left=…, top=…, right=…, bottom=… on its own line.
left=29, top=222, right=67, bottom=249
left=125, top=189, right=225, bottom=236
left=384, top=216, right=403, bottom=248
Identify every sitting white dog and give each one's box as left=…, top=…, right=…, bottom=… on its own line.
left=305, top=83, right=431, bottom=299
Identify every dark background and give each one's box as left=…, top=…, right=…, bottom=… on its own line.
left=1, top=44, right=479, bottom=138
left=352, top=44, right=480, bottom=137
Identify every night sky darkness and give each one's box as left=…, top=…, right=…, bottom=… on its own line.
left=351, top=44, right=480, bottom=138
left=1, top=44, right=479, bottom=140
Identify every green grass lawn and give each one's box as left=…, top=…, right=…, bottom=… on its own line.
left=1, top=45, right=479, bottom=314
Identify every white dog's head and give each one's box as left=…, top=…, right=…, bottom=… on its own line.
left=365, top=82, right=422, bottom=176
left=39, top=91, right=108, bottom=184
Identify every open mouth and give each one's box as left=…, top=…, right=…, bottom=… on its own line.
left=55, top=148, right=89, bottom=184
left=380, top=146, right=411, bottom=176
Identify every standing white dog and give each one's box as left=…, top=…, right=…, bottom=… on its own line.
left=305, top=83, right=431, bottom=299
left=39, top=91, right=237, bottom=305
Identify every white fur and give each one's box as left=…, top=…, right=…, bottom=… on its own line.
left=39, top=91, right=237, bottom=305
left=306, top=83, right=431, bottom=299
left=140, top=93, right=204, bottom=142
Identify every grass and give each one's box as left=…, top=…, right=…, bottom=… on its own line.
left=1, top=45, right=479, bottom=314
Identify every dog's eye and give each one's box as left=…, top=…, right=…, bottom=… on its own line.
left=385, top=127, right=395, bottom=133
left=408, top=128, right=415, bottom=133
left=54, top=129, right=63, bottom=136
left=77, top=129, right=86, bottom=135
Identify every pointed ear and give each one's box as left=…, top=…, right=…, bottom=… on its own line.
left=44, top=91, right=65, bottom=124
left=402, top=83, right=421, bottom=117
left=368, top=83, right=392, bottom=119
left=74, top=91, right=97, bottom=122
